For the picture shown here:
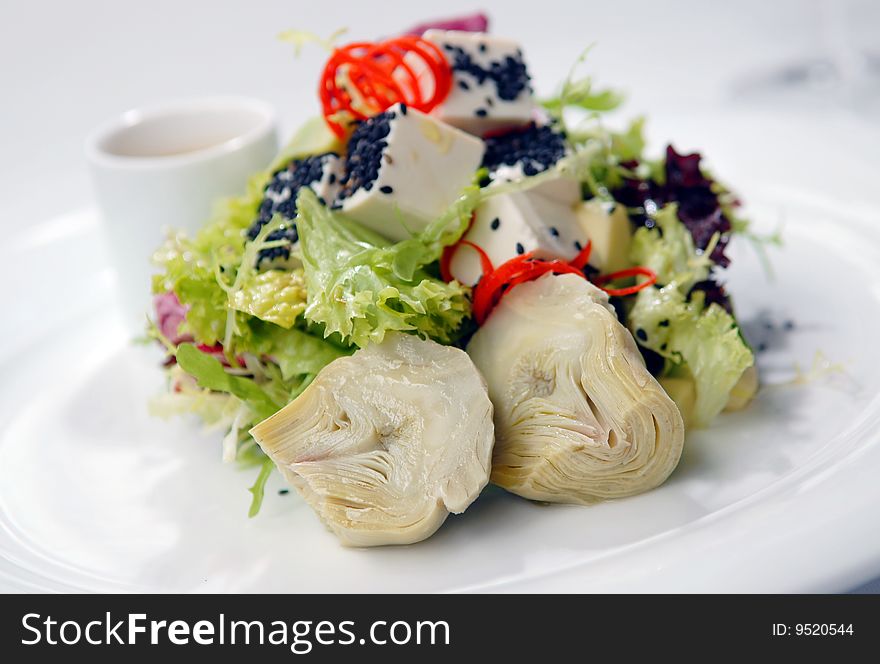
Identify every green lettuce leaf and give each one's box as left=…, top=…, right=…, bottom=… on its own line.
left=610, top=116, right=646, bottom=163
left=630, top=203, right=712, bottom=291
left=248, top=457, right=275, bottom=518
left=230, top=268, right=308, bottom=329
left=176, top=343, right=280, bottom=421
left=629, top=286, right=753, bottom=428
left=295, top=187, right=473, bottom=347
left=247, top=320, right=350, bottom=380
left=542, top=78, right=624, bottom=114
left=627, top=203, right=753, bottom=426
left=541, top=48, right=624, bottom=117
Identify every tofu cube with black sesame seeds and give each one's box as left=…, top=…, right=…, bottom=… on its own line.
left=448, top=190, right=588, bottom=286
left=334, top=103, right=485, bottom=241
left=423, top=30, right=535, bottom=136
left=575, top=199, right=633, bottom=273
left=481, top=122, right=581, bottom=205
left=247, top=152, right=343, bottom=268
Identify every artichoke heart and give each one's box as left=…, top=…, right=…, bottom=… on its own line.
left=250, top=332, right=494, bottom=546
left=467, top=274, right=684, bottom=504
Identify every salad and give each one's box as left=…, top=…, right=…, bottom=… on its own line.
left=149, top=13, right=758, bottom=546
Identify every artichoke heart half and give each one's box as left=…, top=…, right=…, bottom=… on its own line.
left=250, top=332, right=494, bottom=546
left=467, top=274, right=684, bottom=504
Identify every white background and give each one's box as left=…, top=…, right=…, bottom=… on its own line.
left=1, top=0, right=878, bottom=591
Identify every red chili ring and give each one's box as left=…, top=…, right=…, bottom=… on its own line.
left=591, top=266, right=658, bottom=297
left=319, top=36, right=454, bottom=138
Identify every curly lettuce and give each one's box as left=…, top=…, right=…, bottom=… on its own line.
left=630, top=203, right=712, bottom=292
left=295, top=187, right=474, bottom=347
left=628, top=204, right=753, bottom=427
left=629, top=287, right=753, bottom=427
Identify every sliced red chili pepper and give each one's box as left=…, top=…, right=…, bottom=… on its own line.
left=592, top=266, right=658, bottom=297
left=471, top=253, right=536, bottom=324
left=569, top=240, right=593, bottom=271
left=319, top=36, right=453, bottom=138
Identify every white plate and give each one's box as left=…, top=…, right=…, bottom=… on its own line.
left=3, top=113, right=880, bottom=593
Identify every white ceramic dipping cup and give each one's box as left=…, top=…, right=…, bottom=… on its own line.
left=86, top=97, right=278, bottom=332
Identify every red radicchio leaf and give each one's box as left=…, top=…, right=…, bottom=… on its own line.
left=153, top=292, right=192, bottom=346
left=613, top=144, right=733, bottom=268
left=403, top=12, right=489, bottom=36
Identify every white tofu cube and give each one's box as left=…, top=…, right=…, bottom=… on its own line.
left=335, top=103, right=485, bottom=242
left=481, top=122, right=579, bottom=204
left=575, top=200, right=633, bottom=273
left=449, top=191, right=588, bottom=286
left=423, top=30, right=535, bottom=136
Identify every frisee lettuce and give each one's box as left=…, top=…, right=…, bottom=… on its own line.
left=627, top=204, right=753, bottom=427
left=629, top=287, right=753, bottom=427
left=295, top=187, right=474, bottom=347
left=630, top=203, right=713, bottom=291
left=230, top=269, right=308, bottom=329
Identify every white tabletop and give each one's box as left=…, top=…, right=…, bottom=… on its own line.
left=2, top=0, right=878, bottom=592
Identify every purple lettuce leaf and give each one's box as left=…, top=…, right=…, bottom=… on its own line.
left=614, top=145, right=733, bottom=268
left=403, top=12, right=489, bottom=36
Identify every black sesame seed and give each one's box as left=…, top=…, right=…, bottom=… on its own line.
left=660, top=343, right=668, bottom=351
left=479, top=43, right=487, bottom=53
left=380, top=185, right=394, bottom=194
left=247, top=152, right=338, bottom=266
left=458, top=79, right=470, bottom=91
left=317, top=196, right=326, bottom=206
left=336, top=110, right=394, bottom=202
left=636, top=328, right=648, bottom=341
left=485, top=96, right=494, bottom=107
left=399, top=103, right=407, bottom=115
left=481, top=123, right=567, bottom=175
left=475, top=108, right=488, bottom=117
left=328, top=173, right=336, bottom=184
left=515, top=242, right=525, bottom=255
left=490, top=217, right=500, bottom=230
left=443, top=43, right=453, bottom=51
left=448, top=45, right=531, bottom=100
left=278, top=489, right=290, bottom=495
left=658, top=319, right=670, bottom=327
left=549, top=226, right=559, bottom=237
left=574, top=240, right=583, bottom=251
